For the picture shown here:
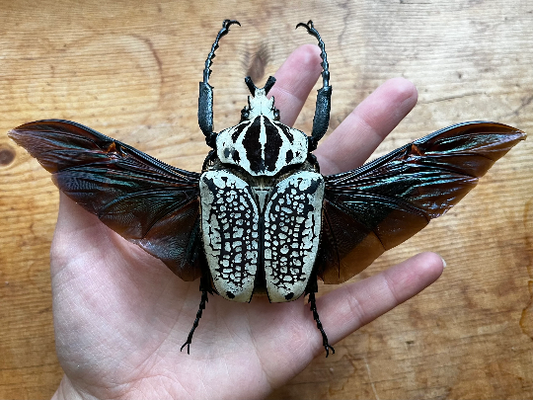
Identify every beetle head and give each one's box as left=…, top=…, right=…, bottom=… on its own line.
left=216, top=75, right=308, bottom=177
left=241, top=76, right=280, bottom=121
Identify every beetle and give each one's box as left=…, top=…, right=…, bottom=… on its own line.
left=8, top=20, right=525, bottom=356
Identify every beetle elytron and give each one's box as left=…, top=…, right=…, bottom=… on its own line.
left=8, top=20, right=525, bottom=356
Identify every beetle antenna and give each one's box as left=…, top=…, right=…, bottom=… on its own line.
left=296, top=20, right=332, bottom=151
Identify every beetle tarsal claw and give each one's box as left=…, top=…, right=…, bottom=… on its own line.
left=325, top=344, right=335, bottom=358
left=222, top=19, right=241, bottom=29
left=180, top=342, right=191, bottom=354
left=295, top=20, right=315, bottom=32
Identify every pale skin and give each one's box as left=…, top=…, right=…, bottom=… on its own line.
left=51, top=44, right=445, bottom=400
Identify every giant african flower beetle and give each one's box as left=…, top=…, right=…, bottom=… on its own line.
left=8, top=20, right=525, bottom=356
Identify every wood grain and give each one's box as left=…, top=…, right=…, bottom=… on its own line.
left=1, top=1, right=532, bottom=398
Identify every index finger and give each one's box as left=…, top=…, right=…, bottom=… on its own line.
left=316, top=78, right=418, bottom=175
left=269, top=44, right=323, bottom=126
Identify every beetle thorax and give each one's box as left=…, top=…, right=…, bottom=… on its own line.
left=216, top=89, right=309, bottom=177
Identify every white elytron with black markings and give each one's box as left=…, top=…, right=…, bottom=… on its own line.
left=8, top=20, right=525, bottom=357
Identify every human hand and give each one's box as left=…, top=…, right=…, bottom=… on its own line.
left=51, top=45, right=444, bottom=400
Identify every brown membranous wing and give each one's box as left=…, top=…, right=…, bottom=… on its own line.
left=317, top=122, right=526, bottom=284
left=8, top=120, right=202, bottom=281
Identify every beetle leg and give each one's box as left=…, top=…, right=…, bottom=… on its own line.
left=296, top=21, right=331, bottom=151
left=180, top=277, right=211, bottom=354
left=199, top=19, right=241, bottom=148
left=306, top=276, right=335, bottom=357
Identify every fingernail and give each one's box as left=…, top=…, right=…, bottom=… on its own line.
left=440, top=255, right=447, bottom=268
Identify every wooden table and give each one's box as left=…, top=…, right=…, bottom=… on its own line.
left=1, top=1, right=532, bottom=398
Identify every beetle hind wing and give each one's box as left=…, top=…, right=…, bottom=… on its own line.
left=9, top=119, right=204, bottom=281
left=317, top=121, right=526, bottom=284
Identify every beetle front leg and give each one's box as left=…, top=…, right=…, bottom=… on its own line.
left=296, top=21, right=332, bottom=151
left=199, top=19, right=241, bottom=148
left=198, top=82, right=216, bottom=148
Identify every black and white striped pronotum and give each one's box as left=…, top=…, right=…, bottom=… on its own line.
left=8, top=20, right=526, bottom=356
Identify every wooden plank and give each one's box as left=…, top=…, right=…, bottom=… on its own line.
left=1, top=1, right=532, bottom=398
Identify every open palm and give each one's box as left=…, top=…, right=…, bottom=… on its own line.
left=50, top=45, right=444, bottom=400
